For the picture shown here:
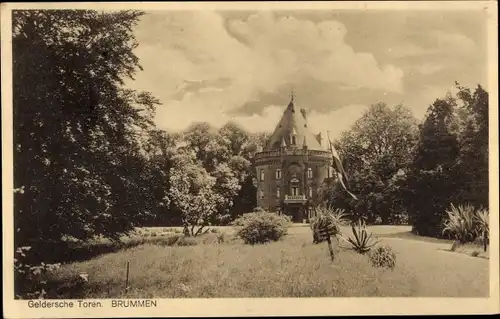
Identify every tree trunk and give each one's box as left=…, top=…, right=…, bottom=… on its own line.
left=326, top=236, right=335, bottom=262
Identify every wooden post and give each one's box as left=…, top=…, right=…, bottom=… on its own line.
left=326, top=236, right=335, bottom=262
left=125, top=261, right=130, bottom=292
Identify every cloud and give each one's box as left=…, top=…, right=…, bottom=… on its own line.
left=126, top=10, right=487, bottom=137
left=127, top=11, right=404, bottom=133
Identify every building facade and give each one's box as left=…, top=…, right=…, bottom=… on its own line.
left=252, top=97, right=334, bottom=222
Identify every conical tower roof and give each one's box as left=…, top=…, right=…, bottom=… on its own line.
left=264, top=97, right=323, bottom=151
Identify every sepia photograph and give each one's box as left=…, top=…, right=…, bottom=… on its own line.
left=1, top=1, right=499, bottom=318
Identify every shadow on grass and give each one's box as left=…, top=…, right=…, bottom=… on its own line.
left=22, top=234, right=191, bottom=265
left=376, top=231, right=454, bottom=244
left=438, top=248, right=489, bottom=260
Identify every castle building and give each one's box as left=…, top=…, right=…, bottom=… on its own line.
left=252, top=95, right=334, bottom=222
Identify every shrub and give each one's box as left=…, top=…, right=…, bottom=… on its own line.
left=310, top=206, right=349, bottom=244
left=475, top=209, right=489, bottom=252
left=442, top=204, right=477, bottom=244
left=233, top=211, right=291, bottom=245
left=343, top=219, right=379, bottom=254
left=369, top=245, right=396, bottom=269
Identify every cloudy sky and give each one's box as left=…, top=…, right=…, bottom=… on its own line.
left=126, top=9, right=488, bottom=138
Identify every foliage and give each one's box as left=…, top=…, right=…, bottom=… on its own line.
left=169, top=154, right=222, bottom=237
left=454, top=84, right=489, bottom=208
left=343, top=219, right=379, bottom=254
left=310, top=206, right=349, bottom=243
left=406, top=84, right=488, bottom=237
left=320, top=103, right=418, bottom=224
left=14, top=247, right=62, bottom=299
left=369, top=245, right=396, bottom=269
left=442, top=203, right=477, bottom=244
left=13, top=10, right=160, bottom=250
left=474, top=209, right=489, bottom=252
left=233, top=212, right=291, bottom=244
left=441, top=203, right=489, bottom=252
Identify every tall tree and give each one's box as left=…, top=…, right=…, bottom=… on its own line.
left=13, top=10, right=159, bottom=250
left=322, top=103, right=418, bottom=223
left=168, top=154, right=222, bottom=236
left=404, top=95, right=461, bottom=236
left=454, top=84, right=489, bottom=208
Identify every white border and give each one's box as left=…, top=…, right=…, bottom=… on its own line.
left=2, top=1, right=499, bottom=318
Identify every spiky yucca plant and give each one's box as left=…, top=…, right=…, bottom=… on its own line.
left=343, top=219, right=379, bottom=254
left=442, top=203, right=476, bottom=244
left=310, top=206, right=349, bottom=243
left=475, top=209, right=489, bottom=252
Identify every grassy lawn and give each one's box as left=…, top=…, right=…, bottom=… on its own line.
left=43, top=225, right=489, bottom=298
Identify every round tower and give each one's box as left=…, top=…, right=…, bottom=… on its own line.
left=253, top=95, right=333, bottom=222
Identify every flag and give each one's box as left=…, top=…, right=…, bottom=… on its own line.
left=327, top=132, right=358, bottom=200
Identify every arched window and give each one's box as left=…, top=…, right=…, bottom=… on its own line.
left=307, top=167, right=313, bottom=179
left=260, top=169, right=265, bottom=181
left=276, top=187, right=281, bottom=198
left=308, top=187, right=313, bottom=198
left=276, top=169, right=282, bottom=179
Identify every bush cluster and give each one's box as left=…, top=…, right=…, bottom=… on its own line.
left=368, top=245, right=397, bottom=269
left=233, top=211, right=291, bottom=244
left=442, top=204, right=489, bottom=251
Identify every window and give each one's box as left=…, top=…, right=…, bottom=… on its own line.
left=276, top=187, right=280, bottom=198
left=308, top=187, right=313, bottom=198
left=291, top=187, right=298, bottom=196
left=291, top=135, right=296, bottom=145
left=259, top=189, right=264, bottom=199
left=260, top=169, right=265, bottom=181
left=307, top=167, right=313, bottom=179
left=275, top=169, right=282, bottom=179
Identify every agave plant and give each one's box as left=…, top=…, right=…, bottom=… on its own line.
left=310, top=206, right=349, bottom=243
left=342, top=219, right=379, bottom=254
left=475, top=209, right=489, bottom=252
left=442, top=203, right=476, bottom=244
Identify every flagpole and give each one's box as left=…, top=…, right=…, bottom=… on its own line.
left=326, top=131, right=357, bottom=201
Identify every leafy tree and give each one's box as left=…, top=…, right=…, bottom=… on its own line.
left=324, top=103, right=418, bottom=223
left=13, top=10, right=159, bottom=250
left=182, top=122, right=230, bottom=172
left=454, top=84, right=489, bottom=208
left=404, top=95, right=461, bottom=236
left=218, top=122, right=250, bottom=157
left=210, top=163, right=241, bottom=223
left=140, top=129, right=181, bottom=226
left=168, top=154, right=222, bottom=236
